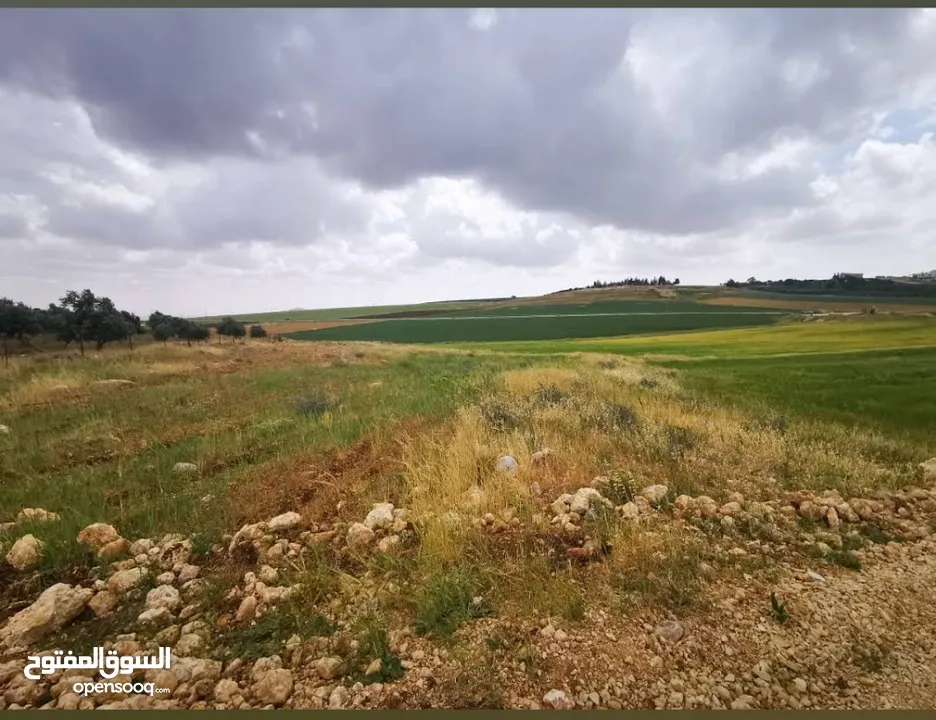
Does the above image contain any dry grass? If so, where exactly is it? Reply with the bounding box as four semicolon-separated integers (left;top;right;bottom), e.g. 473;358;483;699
391;360;919;622
701;296;936;313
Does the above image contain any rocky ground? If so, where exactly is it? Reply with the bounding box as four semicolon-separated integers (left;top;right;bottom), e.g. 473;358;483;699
2;458;936;710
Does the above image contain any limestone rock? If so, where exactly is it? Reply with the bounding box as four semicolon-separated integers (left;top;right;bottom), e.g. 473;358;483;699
5;534;44;570
363;503;395;531
315;656;345;681
129;538;155;556
108;567;147;594
653;619;685;644
695;496;718;518
377;535;401;553
328;685;349;710
173;462;199;475
253;668;293;706
569;487;605;515
175;633;205;657
0;583;93;649
235;596;257;624
346;523;376;549
639;484;668;505
98;538;131;561
214;678;241;704
145;585;182;613
267;512;303;534
543;689;574;710
617;502;639;520
258;565;279;585
88;590;120;618
77;523;120;550
719;502;743;518
16;508;60;523
178;564;200;583
137;607;173;628
920;458;936;483
798;500;823;521
495;455;518;474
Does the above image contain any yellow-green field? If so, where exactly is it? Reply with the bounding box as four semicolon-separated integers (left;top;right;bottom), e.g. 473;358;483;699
452;316;936;359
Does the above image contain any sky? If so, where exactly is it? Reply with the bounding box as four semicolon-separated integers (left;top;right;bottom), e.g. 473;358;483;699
1;8;935;317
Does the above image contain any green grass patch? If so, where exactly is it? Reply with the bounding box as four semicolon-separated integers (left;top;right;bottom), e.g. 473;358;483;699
671;346;936;445
354;612;405;684
414;566;491;639
222;605;336;661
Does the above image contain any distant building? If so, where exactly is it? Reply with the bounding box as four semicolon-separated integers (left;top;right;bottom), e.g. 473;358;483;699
839;272;864;279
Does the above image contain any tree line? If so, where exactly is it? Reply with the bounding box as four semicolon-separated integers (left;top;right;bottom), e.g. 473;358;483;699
555;276;680;294
0;289;272;366
723;274;936;298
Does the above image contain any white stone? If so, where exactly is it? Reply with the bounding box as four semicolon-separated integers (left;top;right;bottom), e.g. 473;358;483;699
178;564;200;583
569;487;604;515
137;607;173;628
173;462;199;475
639;485;668;505
363;503;395;531
346;523;376;548
495;455;518;473
267;512;303;534
145;584;182;612
543;689;574;710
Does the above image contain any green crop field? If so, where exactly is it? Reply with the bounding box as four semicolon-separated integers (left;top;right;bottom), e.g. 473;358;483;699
452;316;936;358
439;299;779;317
672;346;936;447
285;308;785;344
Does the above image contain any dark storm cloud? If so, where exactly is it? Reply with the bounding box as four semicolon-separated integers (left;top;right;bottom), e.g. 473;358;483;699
2;8;931;239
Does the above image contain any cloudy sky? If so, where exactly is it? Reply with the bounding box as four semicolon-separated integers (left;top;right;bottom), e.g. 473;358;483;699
1;8;935;316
